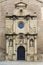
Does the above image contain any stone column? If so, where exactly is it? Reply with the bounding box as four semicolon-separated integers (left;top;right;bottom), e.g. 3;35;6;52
35;36;37;54
13;36;15;54
6;38;9;54
27;36;29;54
13;20;16;32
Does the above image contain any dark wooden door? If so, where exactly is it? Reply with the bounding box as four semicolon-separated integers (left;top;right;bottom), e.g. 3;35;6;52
17;46;25;60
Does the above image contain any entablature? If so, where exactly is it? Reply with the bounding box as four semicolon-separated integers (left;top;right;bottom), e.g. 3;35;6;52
6;15;37;20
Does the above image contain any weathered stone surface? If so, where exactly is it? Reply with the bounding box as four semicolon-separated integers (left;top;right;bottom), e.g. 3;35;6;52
0;0;43;61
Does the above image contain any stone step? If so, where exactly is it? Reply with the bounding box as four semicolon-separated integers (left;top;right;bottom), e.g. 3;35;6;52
0;61;42;65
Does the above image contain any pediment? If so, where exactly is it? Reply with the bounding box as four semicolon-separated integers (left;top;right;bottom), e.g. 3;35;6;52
15;2;27;8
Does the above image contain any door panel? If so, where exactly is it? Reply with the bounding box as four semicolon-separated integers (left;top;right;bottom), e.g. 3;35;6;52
17;46;25;60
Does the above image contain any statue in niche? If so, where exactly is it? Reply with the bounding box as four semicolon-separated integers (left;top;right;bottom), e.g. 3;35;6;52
19;35;24;44
19;39;24;44
29;39;34;47
9;39;13;47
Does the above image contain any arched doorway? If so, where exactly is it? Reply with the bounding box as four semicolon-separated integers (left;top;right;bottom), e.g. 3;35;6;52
17;46;25;60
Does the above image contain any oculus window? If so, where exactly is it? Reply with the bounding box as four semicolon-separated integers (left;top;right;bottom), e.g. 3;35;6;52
18;22;24;29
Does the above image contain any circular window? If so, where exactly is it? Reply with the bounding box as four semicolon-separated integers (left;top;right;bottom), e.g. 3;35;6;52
18;22;24;29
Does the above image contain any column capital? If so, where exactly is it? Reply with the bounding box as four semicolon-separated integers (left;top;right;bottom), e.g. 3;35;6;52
34;36;37;39
27;36;29;39
5;36;9;39
13;36;16;39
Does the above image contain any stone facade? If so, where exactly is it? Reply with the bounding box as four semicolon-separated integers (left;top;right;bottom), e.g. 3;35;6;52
0;0;43;61
5;1;40;61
